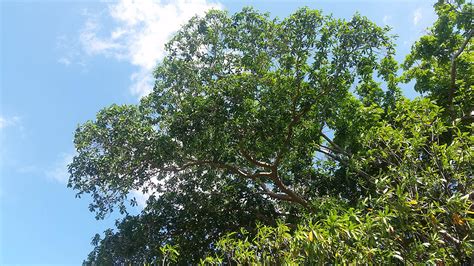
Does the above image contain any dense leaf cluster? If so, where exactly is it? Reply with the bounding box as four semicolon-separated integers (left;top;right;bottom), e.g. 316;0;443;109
70;1;473;264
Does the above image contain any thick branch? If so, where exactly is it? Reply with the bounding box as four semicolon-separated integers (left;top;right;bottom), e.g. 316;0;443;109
259;192;294;201
269;172;309;208
161;159;250;179
239;147;273;169
253;173;308;207
164;159;308;208
257;183;293;201
248;171;273;179
188;159;250;178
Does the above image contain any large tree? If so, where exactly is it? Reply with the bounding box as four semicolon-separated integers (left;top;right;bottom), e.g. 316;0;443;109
70;1;473;264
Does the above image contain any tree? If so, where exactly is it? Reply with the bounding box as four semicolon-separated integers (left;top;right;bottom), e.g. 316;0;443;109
205;98;473;264
403;0;473;123
70;2;473;264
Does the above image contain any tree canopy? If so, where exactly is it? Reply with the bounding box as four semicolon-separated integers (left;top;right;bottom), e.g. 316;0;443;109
69;1;473;264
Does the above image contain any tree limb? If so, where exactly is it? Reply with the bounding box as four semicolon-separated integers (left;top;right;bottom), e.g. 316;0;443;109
249;171;273;179
160;160;250;179
239;146;273;169
257;182;293;202
269;172;309;208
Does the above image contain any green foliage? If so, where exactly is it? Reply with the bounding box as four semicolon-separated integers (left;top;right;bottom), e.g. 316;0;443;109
403;0;473;121
159;244;179;265
205;100;473;264
70;2;473;264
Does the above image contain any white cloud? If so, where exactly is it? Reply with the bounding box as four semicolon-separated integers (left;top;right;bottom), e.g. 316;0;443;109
0;115;21;130
55;35;87;69
45;153;75;184
413;8;422;26
57;57;72;66
131;176;164;208
131;189;151;208
80;19;124;57
383;15;391;25
78;0;222;98
17;165;40;174
130;70;155;97
0;116;8;129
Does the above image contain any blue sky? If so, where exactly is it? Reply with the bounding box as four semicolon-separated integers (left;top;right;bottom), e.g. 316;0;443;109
1;0;436;265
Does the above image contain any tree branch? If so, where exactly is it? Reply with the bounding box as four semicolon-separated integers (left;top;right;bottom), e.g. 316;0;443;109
162;158;309;208
188;159;250;178
248;171;273;179
320;131;352;156
239;146;273;169
160;160;250;179
448;29;473;120
274;104;312;167
269;172;309;208
257;182;293;202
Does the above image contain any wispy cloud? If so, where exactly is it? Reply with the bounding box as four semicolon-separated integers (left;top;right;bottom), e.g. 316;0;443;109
80;18;124;57
383;15;391;25
77;0;222;98
45;153;75;184
55;35;86;69
413;8;422;26
57;57;72;66
0;115;21;130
